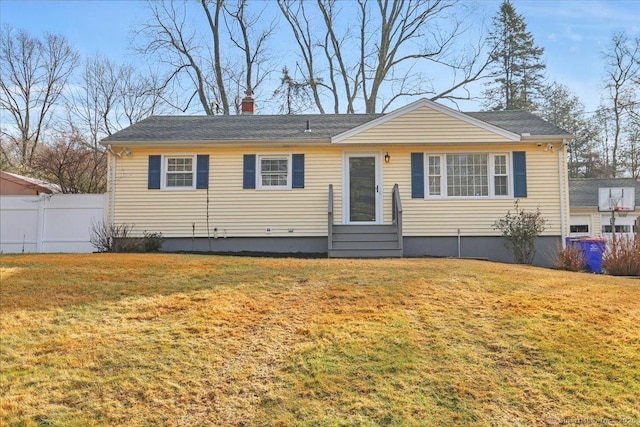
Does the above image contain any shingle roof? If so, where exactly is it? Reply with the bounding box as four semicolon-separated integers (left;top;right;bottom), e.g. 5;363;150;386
465;110;571;137
569;178;640;208
101;107;571;144
101;114;383;143
0;171;61;194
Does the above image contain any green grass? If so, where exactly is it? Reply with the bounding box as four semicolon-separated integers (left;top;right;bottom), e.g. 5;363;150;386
1;254;639;426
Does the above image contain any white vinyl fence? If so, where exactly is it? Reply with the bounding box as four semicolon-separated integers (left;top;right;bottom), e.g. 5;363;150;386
0;194;106;253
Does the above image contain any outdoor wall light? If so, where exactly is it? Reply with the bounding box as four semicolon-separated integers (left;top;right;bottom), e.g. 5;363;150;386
384;152;390;163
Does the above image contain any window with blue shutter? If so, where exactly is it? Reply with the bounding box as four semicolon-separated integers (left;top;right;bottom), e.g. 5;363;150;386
196;155;209;189
148;155;161;189
243;154;256;189
292;154;304;189
411;153;424;198
513;151;527;198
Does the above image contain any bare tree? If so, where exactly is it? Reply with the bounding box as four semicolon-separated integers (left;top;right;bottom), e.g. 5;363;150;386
0;26;79;169
277;0;327;113
271;66;314;114
135;0;276;115
602;32;640;177
136;0;216;114
32;128;107;194
223;0;277;113
278;0;493;113
71;56;165;147
200;0;228;114
621;122;640;178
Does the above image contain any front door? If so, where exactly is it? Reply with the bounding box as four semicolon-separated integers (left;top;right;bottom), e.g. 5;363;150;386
345;153;381;224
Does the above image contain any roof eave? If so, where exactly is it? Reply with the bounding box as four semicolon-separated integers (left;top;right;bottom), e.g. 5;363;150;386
100;138;332;148
521;134;574;142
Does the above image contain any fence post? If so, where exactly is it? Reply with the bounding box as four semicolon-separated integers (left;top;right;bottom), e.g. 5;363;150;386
37;196;46;253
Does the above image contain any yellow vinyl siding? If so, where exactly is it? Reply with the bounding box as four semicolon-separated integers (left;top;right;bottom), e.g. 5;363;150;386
340;105;514;144
381;145;563;236
113;147;344;238
113;143;563;238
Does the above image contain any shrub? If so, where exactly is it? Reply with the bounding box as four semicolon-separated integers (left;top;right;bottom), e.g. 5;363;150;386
141;231;164;252
90;219;136;252
492;200;548;265
555;244;587;271
602;235;640;276
90;221;163;253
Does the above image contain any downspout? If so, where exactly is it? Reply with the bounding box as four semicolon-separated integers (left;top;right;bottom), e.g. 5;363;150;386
107;144;117;228
558;139;568;247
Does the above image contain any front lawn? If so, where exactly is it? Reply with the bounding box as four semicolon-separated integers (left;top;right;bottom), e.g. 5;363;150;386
1;254;638;426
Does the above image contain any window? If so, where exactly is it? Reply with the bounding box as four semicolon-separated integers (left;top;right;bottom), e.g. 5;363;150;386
493;155;508;196
447;154;488;197
258;155;290;189
165;156;194;189
570;225;589;233
428;156;441;196
426;153;509;198
602;225;631;233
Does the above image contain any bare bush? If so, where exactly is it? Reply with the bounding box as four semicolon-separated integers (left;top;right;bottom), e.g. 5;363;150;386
90;219;137;252
603;235;640;276
141;231;164;252
555;245;587;272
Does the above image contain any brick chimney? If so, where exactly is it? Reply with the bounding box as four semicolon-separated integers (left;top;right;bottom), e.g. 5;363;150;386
241;91;255;115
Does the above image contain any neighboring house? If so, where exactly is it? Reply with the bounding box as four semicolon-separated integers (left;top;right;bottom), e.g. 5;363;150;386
101;97;572;266
0;171;61;195
569;178;639;241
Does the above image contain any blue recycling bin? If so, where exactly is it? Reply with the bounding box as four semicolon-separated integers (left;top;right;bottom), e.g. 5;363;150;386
580;238;606;274
565;237;606;274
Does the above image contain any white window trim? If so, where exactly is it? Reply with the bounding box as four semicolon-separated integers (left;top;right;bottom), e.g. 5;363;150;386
490;153;511;198
427;154;444;198
424;152;512;199
256;154;292;190
161;154;196;191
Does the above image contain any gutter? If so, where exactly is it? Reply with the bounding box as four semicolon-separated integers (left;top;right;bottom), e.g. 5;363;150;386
99;139;332;148
521;134;574;142
107;144;117;228
558;139;568;247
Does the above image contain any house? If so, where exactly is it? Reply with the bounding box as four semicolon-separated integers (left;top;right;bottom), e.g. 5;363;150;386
101;97;572;266
0;171;61;195
569;178;639;241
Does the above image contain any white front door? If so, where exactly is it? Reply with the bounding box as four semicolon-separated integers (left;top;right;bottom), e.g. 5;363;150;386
344;153;382;224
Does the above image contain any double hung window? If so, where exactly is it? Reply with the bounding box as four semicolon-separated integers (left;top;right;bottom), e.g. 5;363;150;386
258;155;290;189
165;156;194;189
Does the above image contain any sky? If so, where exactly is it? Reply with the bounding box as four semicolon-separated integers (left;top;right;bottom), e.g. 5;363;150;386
1;0;639;114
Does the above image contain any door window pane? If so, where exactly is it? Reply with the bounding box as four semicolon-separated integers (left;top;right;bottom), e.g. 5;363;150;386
349;157;376;222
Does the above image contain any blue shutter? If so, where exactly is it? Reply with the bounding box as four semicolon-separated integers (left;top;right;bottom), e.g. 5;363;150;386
148;155;161;189
243;154;256;189
196;155;209;189
411;153;424;198
292;154;304;189
513;151;527;198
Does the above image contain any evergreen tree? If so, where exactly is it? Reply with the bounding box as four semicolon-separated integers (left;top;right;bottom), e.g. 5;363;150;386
484;0;546;112
539;82;600;177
